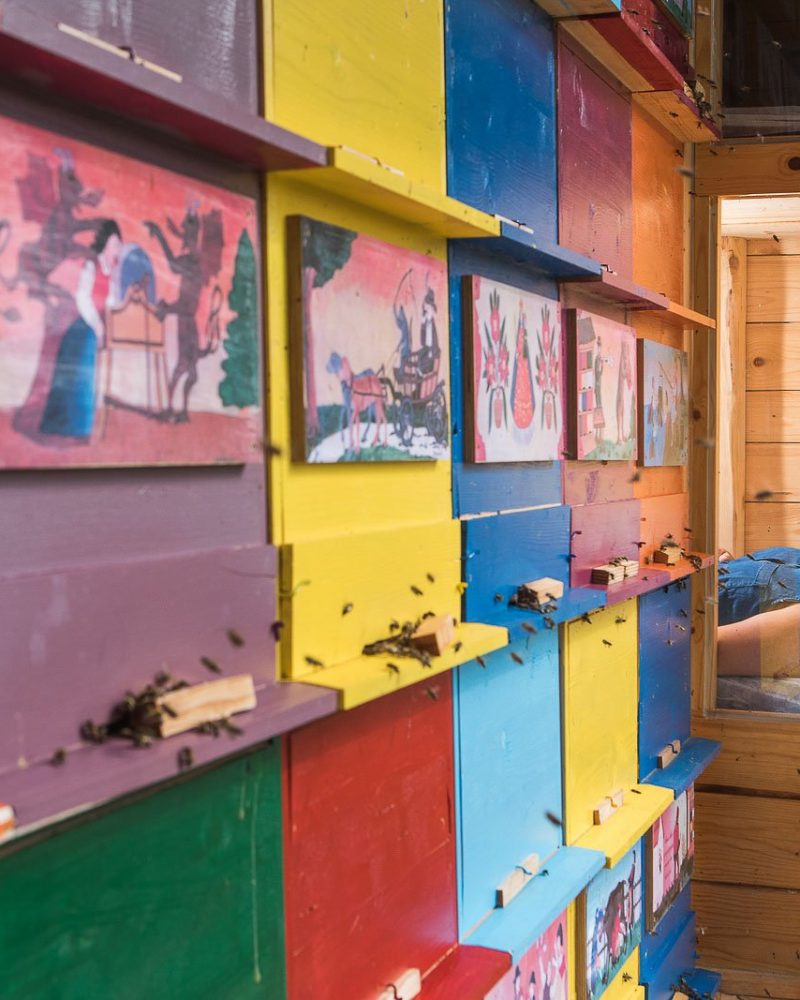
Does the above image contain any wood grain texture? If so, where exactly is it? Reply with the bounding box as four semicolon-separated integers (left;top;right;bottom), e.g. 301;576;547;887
749;235;800;257
563;601;639;845
590;1;688;89
447;240;563;518
746;325;800;390
633;90;720;144
283;681;457;1000
267;176;451;543
697;141;800;198
694;792;800;891
718;237;747;556
693;714;800;795
744;502;800;549
638;584;692;778
693;882;800;975
445;0;557;237
0;746;286;999
632;103;685;302
8;0;259;110
746;444;800;501
747;256;800;324
557;32;633;279
454;632;563;934
268;0;446;190
718;969;800;998
746;392;800;443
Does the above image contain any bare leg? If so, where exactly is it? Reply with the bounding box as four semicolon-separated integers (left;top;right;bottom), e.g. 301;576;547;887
718;602;800;678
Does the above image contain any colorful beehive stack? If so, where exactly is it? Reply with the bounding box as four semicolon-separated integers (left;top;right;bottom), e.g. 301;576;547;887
0;0;723;997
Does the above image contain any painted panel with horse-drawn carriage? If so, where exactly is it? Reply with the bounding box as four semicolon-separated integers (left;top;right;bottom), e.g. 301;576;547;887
0;112;261;468
290;215;450;463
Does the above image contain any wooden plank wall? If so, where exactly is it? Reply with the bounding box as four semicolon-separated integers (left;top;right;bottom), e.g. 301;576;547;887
744;234;800;549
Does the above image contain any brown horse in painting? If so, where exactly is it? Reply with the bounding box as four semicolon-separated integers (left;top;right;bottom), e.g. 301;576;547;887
327;352;388;454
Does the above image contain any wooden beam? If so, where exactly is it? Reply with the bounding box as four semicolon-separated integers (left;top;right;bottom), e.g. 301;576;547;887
697;141;800;198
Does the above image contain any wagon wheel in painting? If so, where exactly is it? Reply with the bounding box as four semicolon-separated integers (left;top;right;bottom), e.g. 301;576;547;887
425;382;448;444
397;396;414;447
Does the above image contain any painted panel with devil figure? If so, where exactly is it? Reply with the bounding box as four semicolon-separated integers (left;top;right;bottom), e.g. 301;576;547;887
0;113;260;468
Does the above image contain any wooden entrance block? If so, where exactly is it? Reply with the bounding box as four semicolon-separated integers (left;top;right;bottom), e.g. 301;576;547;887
591;559;639;585
411;615;456;655
495;851;541;908
520;578;565;605
158;675;256;739
377;969;422;1000
657;740;682;769
653;545;681;566
594;789;625;825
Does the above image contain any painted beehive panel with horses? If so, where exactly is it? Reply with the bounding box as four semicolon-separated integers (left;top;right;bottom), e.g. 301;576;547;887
464;275;562;464
290;215;449;463
579;844;643;1000
0;114;260;468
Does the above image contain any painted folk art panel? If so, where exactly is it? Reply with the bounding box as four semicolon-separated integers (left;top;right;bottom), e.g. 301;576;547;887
491;911;570;1000
566;310;637;462
638;340;688;467
0;114;260;469
646;787;695;931
465;276;562;464
290;215;449;463
656;0;693;35
579;845;642;1000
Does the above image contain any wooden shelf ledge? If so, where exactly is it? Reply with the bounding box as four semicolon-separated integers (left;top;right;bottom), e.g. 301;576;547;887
285;146;500;238
0;6;325;171
642;552;715;583
634;90;721;145
478;587;607;637
562;270;670;310
562;14;684;96
1;681;337;841
642;736;721;798
536;0;621;17
299;621;509;711
466;845;605;963
478;221;603;281
419;946;511;1000
571;783;673;868
582;567;674;605
640;300;717;330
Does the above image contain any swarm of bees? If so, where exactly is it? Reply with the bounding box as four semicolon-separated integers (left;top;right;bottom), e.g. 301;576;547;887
79;671;189;749
362;618;435;668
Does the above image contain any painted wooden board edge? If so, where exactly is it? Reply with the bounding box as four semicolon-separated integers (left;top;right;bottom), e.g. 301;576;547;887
281;146;500;238
536;0;621;18
0;6;327;172
478;222;603;281
496;851;541;907
377;968;421;1000
297;621;509;710
640;300;717;330
466;845;606;964
571;784;673;868
419;944;512;999
641;737;721;796
2;681;337;841
563;271;670;310
472;587;608;637
633;90;721;145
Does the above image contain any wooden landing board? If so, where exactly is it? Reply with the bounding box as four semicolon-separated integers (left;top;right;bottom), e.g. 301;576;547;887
537;0;620;16
465;507;604;631
448;239;564;518
570;499;642;590
588;11;687;92
634;90;720;145
445;0;558;236
266;175;452;544
268;0;447;191
283;682;458;1000
0;747;287;1000
0;546;327;832
557;32;633;279
573;784;673;868
697;139;800;199
638;584;692;779
454;631;563;934
643;738;720;798
563;601;641;852
420;945;511;999
281;520;507;695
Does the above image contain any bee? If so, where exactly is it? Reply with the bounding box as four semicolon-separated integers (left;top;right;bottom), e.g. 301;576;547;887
226;628;245;648
635;541;646;549
566;553;577;560
629;471;641;483
80;720;108;744
755;489;774;501
544;617;555;630
154;670;172;689
253;438;282;457
220;718;243;736
696;607;706;616
426;687;439;701
571;530;583;538
270;620;285;641
642;575;649;581
453;641;463;653
411;585;423;596
476;655;487;669
615;616;627;624
622;973;632;983
631;787;642;795
201;656;221;674
602;639;613;647
581;613;593;625
342;603;354;616
494;593;504;604
386;662;401;675
177;746;194;770
304;655;324;668
546;593;558;602
684;527;693;534
510;651;524;664
426;572;435;583
521;622;537;635
545;811;563;827
773;233;781;243
161;702;178;718
666;638;675;646
680;608;689;618
562;450;576;460
421;611;435;620
50;747;67;767
676;624;687;632
389;619;400;631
